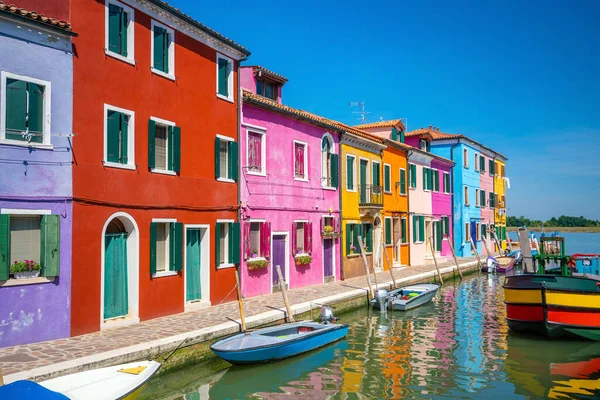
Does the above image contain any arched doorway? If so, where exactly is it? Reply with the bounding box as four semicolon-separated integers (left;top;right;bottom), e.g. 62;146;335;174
373;215;383;272
101;212;139;328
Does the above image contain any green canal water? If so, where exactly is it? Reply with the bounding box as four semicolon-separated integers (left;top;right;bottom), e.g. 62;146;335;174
141;274;600;399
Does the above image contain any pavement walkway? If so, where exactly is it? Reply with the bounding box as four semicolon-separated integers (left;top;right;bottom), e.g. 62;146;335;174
0;257;478;382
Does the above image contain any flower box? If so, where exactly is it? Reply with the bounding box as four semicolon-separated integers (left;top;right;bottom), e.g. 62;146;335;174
295;254;312;265
321;232;341;239
14;270;41;280
247;258;269;270
10;260;42;279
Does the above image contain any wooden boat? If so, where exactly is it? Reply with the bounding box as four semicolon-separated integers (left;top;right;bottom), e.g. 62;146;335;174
503;236;600;341
210;321;349;365
0;360;160;400
482;255;517;273
372;284;439;311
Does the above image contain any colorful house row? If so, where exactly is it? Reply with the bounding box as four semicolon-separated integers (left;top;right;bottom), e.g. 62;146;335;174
0;0;507;348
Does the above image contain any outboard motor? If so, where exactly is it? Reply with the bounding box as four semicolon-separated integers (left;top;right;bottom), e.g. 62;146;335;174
375;289;389;312
320;306;336;324
486;256;498;272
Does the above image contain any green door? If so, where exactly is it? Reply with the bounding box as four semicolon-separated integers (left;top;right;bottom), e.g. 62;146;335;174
359;159;368;203
104;233;128;320
186;229;201;302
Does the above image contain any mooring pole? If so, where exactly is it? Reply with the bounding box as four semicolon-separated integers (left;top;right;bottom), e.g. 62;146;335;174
429;237;444;285
234;270;246;332
445;234;463;280
358;236;375;299
382;239;397;288
276;265;295;323
469;237;484;273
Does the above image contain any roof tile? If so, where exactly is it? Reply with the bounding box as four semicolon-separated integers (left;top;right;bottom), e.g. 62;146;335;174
354;119;406;131
0;1;72;32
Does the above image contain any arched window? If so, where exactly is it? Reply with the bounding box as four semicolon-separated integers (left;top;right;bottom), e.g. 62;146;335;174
321;134;336;188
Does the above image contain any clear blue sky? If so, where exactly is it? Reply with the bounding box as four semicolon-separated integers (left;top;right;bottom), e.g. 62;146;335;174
170;0;600;220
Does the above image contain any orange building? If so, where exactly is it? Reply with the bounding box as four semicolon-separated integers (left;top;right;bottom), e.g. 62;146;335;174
68;0;249;336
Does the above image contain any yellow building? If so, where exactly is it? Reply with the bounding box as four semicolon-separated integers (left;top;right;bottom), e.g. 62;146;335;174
340;129;386;279
494;156;508;248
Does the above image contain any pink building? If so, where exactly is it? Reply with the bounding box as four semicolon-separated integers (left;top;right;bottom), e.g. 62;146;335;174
478;149;495;250
431;158;454;257
239;66;341;297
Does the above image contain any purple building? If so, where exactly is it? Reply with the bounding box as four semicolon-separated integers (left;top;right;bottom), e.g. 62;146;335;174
0;7;75;346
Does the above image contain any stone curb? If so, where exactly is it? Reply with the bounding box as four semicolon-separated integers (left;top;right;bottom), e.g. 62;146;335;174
5;260;478;383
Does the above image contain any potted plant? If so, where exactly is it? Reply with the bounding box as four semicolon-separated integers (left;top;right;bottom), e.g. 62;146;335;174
349;245;357;255
247;258;269;270
251;249;259;259
295;254;312;265
11;260;41;279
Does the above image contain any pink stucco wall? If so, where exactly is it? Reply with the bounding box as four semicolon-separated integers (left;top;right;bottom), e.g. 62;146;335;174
431;158;454;257
240;67;283;103
240;103;341;297
407;155;432;266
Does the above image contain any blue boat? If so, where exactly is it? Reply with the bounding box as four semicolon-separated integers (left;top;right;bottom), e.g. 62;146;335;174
210;320;349;365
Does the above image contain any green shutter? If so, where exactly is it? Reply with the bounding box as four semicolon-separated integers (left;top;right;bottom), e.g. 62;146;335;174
150;222;157;275
230;222;240;264
331;153;339;188
384;165;390;192
214;137;221;179
215;222;221;266
385;218;391;245
170;222;183;272
422;167;427;190
391;127;398;141
345;224;351;254
401;218;407;244
40;215;60;277
0;215;9;280
229;141;238;181
482;190;486;207
365;224;372;252
148;119;156;169
413;215;417;243
28;83;44;143
163;30;170;74
372;164;380;187
120;8;128;57
172;126;181;173
120;113;129;164
429;169;434;191
444;217;450;236
346;156;353;190
481;156;486;172
218;58;229;97
435;170;440;191
6;79;27;141
482;224;487;238
400;169;406;194
108;4;121;54
153;26;166;72
400;130;405;143
490;159;495;175
107;111;121;163
419;216;425;242
436;221;443;251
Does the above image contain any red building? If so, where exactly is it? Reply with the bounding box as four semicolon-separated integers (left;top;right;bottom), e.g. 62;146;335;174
62;0;248;335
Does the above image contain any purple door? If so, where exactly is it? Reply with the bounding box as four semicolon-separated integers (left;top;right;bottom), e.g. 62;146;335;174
324;239;333;277
272;235;286;286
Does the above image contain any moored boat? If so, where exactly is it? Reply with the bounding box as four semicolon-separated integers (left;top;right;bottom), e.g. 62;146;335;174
482;255;518;274
0;360;160;400
372;284;439;311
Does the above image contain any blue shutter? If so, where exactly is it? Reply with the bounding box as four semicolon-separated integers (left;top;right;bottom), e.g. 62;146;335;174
0;215;9;281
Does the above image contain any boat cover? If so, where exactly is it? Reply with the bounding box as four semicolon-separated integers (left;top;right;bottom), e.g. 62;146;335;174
0;380;69;399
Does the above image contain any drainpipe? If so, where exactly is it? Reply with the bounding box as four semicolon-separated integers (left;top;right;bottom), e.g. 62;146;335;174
449;140;461;255
237;54;250;289
407;149;413;265
339;130;345;280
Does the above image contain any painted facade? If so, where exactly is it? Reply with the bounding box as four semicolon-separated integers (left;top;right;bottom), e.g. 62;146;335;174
479;149;495;254
69;0;249;336
494;157;508;248
0;9;74;347
430;157;454;258
239;66;341;297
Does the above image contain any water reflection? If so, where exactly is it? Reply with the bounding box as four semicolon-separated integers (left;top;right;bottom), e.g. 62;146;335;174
141;275;600;399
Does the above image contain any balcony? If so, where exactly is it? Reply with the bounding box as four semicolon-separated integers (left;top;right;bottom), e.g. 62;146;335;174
359;184;383;208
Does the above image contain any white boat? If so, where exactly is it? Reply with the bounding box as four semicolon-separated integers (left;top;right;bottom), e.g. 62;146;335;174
0;360;160;400
372;284;440;311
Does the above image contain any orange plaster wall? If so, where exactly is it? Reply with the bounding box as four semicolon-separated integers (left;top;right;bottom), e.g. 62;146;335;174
383;146;410;267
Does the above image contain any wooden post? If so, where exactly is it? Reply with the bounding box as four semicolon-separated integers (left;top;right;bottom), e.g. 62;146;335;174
491;230;502;255
469;237;484;272
234;270;246;332
482;236;492;257
382;239;397;288
428;237;444;285
276;265;295;323
445;234;463;280
358;236;375;299
0;367;4;386
506;231;514;252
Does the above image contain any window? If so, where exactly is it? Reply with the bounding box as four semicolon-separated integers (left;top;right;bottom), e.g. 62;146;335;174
0;213;60;281
391;127;405;143
294;141;308;180
475;154;480;172
384;217;393;245
422;167;433;191
293;221;312;255
346;155;356;191
419;139;430;152
1;73;50;145
489;192;495;208
443;172;450;194
442;216;450;238
481;190;486;207
480;155;486;173
215;135;238;182
494;161;500;176
256;80;277;100
245;221;271;260
151;21;175;79
104;105;135;168
412;215;425;243
363;223;373;253
482;223;487;239
399;168;407;195
216;54;234;101
464;186;470;205
463;148;469;168
321;135;338;188
501;165;505;178
384;164;391;193
372;162;381;190
216;221;240;267
400;217;408;244
476;223;481;241
465;222;471;243
247;129;265;175
322;217;336;234
489;159;495;176
148;118;180;173
475;189;480;207
106;0;134;64
408;164;417;189
346;222;372;254
150;221;183;276
433;169;440;192
502;195;506;207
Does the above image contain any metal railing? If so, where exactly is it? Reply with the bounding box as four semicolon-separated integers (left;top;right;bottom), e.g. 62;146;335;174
358;184;383;207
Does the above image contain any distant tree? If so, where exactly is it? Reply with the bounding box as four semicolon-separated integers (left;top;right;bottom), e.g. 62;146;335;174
506;215;599;227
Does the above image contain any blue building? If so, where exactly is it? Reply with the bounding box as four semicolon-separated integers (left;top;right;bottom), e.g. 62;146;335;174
0;5;75;347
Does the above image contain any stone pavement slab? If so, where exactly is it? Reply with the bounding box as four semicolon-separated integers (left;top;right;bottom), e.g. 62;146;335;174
0;258;477;382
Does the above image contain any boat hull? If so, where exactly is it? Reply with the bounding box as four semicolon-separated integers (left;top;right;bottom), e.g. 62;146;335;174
504;274;600;340
388;284;440;311
211;324;349;365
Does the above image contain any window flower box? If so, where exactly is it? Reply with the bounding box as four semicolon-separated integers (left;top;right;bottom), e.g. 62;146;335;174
10;260;42;279
247;258;269;270
295;254;312;265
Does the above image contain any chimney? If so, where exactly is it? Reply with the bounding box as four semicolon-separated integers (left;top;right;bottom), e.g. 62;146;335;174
437;127;440;132
429;125;432;131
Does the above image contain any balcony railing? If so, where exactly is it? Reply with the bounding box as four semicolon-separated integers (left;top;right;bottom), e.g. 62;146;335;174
359;184;383;207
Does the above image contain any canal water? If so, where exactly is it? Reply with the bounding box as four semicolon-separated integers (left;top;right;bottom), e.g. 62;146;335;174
141;273;600;399
508;231;600;254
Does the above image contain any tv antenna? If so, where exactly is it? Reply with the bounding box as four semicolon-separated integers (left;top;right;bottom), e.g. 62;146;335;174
349;102;370;124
